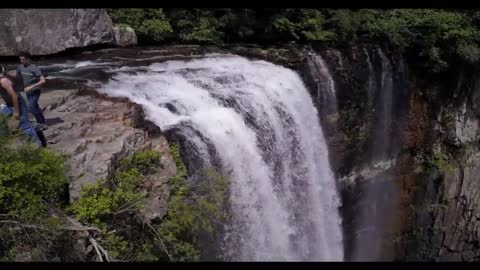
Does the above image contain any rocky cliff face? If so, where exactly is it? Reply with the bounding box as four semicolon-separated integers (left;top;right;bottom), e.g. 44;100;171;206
0;9;138;56
40;88;175;223
299;45;480;261
400;71;480;261
412;151;480;261
293;45;407;261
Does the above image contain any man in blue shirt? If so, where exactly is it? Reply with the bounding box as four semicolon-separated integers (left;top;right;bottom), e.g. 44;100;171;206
17;51;47;130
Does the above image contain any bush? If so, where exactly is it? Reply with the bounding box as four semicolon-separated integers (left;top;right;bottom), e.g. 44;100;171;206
137;19;173;42
267;9;334;42
0;135;66;223
413;146;456;175
108;9;173;42
167;10;225;44
69;150;159;227
118;150;162;176
0;133;67;260
69;150;163;261
69;146;229;262
154;143;230;261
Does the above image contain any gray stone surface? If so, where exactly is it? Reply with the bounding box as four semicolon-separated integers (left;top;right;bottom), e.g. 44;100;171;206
113;24;137;47
0;9;114;56
41;89;174;221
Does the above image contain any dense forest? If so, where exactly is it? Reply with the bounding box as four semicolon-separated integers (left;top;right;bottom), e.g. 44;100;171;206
109;9;480;72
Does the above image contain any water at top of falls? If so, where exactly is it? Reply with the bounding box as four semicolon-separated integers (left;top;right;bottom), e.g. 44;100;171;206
96;54;344;261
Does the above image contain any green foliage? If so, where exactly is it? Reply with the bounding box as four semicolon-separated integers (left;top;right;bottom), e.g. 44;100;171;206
425;47;449;73
182;17;224;44
326;9;377;45
268;9;334;41
413;147;456;174
69;179;115;227
0;134;229;262
168;10;225;44
102;234;129;259
192;168;230;232
456;42;480;63
70;150;162;227
69;167;145;228
0;134;67;260
431;149;456;174
108;9;173;42
154;143;229;261
361;10;411;47
69;150;163;261
119;149;162;175
108;9;144;30
0;135;66;223
137;19;173;42
360;9;479;71
134;242;159;262
167;143;188;196
154;143;198;261
220;11;256;42
70;144;230;261
108;8;480;73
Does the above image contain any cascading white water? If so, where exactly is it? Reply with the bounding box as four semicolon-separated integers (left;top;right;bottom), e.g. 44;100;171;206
305;51;337;116
97;54;344;261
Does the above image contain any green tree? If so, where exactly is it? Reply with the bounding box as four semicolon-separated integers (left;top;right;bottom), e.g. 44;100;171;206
108;9;173;43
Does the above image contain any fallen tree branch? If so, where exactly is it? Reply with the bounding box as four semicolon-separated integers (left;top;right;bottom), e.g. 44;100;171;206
65;217;102;233
0;220;46;230
1;214;111;262
112;207;137;216
90;237;104;262
0;219;101;233
89;237;110;262
61;225;101;232
95;239;110;262
66;217;111;262
113;196;146;215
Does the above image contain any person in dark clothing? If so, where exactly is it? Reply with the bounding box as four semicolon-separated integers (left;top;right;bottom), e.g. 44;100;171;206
17;51;47;130
0;65;42;146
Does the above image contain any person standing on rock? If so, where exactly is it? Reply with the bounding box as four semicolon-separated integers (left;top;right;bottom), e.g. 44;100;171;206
0;65;42;146
17;51;47;130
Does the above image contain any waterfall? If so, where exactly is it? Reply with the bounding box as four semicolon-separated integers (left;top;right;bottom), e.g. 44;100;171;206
350;48;398;261
305;51;337;117
364;48;376;109
97;54;344;261
373;48;394;161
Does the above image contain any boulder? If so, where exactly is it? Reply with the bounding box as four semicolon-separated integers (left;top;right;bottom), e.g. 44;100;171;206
0;9;114;56
113;24;138;47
